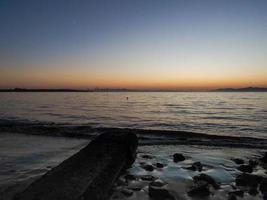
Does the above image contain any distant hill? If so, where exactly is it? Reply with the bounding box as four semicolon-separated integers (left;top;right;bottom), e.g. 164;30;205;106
0;87;267;92
211;87;267;92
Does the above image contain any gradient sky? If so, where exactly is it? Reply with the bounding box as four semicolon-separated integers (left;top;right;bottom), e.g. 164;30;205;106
1;0;267;90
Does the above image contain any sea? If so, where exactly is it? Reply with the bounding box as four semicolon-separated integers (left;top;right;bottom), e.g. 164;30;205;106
0;92;267;199
0;92;266;139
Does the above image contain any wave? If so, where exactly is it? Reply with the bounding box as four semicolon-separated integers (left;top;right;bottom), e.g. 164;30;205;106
0;119;267;149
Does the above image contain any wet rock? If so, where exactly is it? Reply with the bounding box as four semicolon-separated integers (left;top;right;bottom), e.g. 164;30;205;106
260;152;267;163
193;173;220;189
259;178;267;194
149;181;176;200
141;154;153;159
116;177;127;186
188;181;210;197
235;173;262;187
238;164;253;173
142;164;154;172
150;180;167;187
248;187;258;196
140;175;157;181
187;162;203;172
127;186;142;191
249;159;258;168
228;194;237;200
173;153;185;162
232;158;244;165
120;188;133;197
124;174;136;181
229;190;244;197
155;162;165;168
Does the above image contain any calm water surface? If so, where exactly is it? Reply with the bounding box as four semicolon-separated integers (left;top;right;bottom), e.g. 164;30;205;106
0;92;266;138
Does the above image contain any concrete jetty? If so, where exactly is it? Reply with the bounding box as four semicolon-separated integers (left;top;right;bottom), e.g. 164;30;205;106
15;132;138;200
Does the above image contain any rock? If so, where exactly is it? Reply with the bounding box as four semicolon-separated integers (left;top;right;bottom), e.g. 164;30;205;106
120;188;133;197
228;194;237;200
249;159;258;168
260;178;267;194
235;173;262;187
232;158;245;165
14;132;138;200
140;175;157;182
155;162;165;168
173;153;185;162
238;164;253;173
141;154;153;159
187;162;203;172
248;187;258;196
142;164;154;172
193;173;220;189
188;181;210;197
149;181;176;200
261;152;267;163
229;190;244;197
150;180;167;187
124;174;136;181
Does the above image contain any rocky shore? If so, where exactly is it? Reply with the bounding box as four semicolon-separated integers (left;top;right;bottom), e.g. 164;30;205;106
111;147;267;200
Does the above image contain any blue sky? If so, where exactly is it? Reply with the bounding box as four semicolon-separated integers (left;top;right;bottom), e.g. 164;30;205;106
1;0;267;89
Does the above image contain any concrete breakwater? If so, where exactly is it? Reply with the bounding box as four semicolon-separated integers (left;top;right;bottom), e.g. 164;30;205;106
14;132;138;200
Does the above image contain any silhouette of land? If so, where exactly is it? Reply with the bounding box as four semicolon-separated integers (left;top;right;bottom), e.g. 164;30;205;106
211;87;267;92
0;87;267;92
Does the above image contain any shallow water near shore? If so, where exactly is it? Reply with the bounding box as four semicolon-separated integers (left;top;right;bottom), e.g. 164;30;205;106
112;145;266;200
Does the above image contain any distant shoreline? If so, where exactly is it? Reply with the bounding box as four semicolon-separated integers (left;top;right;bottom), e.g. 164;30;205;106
0;87;267;92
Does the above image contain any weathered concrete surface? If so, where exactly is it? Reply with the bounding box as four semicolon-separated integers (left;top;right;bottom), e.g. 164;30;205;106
14;132;138;200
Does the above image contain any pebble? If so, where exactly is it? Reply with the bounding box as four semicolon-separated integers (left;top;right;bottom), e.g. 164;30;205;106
173;153;185;162
238;164;253;173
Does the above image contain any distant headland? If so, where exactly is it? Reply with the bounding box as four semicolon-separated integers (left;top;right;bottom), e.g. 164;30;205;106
0;87;266;92
210;87;267;92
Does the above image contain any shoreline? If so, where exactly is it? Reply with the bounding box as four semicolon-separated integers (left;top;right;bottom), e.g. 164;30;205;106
1;121;267;149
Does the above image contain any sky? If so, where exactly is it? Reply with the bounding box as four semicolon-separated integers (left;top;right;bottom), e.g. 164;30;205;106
0;0;267;90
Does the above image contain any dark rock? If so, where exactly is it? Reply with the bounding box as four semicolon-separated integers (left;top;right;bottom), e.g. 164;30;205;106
188;181;210;197
120;188;133;197
187;162;203;172
232;158;245;165
228;194;237;200
229;190;244;197
235;173;262;187
128;186;142;191
150;180;167;187
142;164;154;172
141;154;153;159
140;175;157;181
248;187;258;196
260;178;267;194
149;181;176;200
238;164;253;173
193;173;220;189
173;153;185;162
155;162;165;168
124;174;136;181
14;132;138;200
249;159;258;168
261;152;267;163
